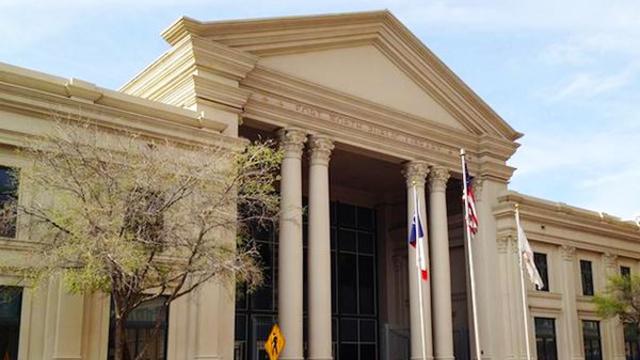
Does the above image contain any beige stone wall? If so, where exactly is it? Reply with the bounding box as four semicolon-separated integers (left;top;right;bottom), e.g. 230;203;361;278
497;191;640;360
0;63;238;360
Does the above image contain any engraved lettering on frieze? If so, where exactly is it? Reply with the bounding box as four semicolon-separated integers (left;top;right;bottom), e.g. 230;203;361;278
259;94;448;154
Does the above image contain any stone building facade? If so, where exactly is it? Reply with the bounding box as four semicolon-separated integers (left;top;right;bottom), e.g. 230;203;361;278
0;10;639;360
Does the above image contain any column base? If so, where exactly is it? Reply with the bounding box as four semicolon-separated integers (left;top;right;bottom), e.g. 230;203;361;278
410;357;435;360
434;357;454;360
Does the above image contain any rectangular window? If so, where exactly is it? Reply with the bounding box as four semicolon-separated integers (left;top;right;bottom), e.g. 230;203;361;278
622;266;632;278
581;260;594;296
583;320;603;360
0;286;22;360
624;324;640;360
0;166;18;238
534;317;558;360
534;253;549;292
108;296;169;360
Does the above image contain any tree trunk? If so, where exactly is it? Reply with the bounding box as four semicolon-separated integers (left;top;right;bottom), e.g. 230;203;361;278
114;315;127;360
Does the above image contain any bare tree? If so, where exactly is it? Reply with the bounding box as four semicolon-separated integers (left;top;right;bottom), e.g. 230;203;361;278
1;119;281;360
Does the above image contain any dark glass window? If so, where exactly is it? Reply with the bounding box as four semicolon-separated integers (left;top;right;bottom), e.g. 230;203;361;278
625;324;640;360
0;166;18;238
580;260;594;296
534;317;557;360
0;286;22;360
534;253;549;292
583;320;603;360
333;202;378;360
622;266;632;278
108;296;169;360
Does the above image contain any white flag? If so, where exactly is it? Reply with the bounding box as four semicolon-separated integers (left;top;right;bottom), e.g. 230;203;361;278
516;211;544;290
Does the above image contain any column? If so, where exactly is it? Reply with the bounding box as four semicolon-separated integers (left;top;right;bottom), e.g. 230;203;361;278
428;165;455;360
308;134;334;360
403;161;433;360
278;128;307;360
560;245;583;359
602;253;625;359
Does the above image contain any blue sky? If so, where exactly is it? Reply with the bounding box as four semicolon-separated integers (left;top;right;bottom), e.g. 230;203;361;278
2;0;639;220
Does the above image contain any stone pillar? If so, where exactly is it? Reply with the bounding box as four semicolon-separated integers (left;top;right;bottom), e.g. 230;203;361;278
560;245;583;359
278;128;307;360
428;166;454;360
602;252;626;359
403;161;433;360
308;135;334;360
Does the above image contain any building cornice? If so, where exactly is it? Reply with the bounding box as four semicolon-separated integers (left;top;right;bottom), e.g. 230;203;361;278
0;62;244;149
494;191;640;255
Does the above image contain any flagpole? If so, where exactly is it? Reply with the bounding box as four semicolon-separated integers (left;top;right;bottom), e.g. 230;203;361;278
413;184;428;360
460;149;482;360
515;204;533;360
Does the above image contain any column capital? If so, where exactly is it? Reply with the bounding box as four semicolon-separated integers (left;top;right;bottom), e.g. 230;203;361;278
278;128;307;158
602;252;618;269
308;134;334;165
403;160;429;187
428;165;450;193
560;245;576;261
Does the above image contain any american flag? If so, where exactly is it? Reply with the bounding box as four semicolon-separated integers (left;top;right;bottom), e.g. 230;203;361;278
463;158;479;236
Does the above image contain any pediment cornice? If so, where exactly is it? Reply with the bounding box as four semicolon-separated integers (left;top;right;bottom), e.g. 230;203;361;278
161;10;522;143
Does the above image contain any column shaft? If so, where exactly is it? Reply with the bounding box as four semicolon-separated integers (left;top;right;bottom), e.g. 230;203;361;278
278;128;307;360
404;161;433;360
560;245;583;360
308;135;334;360
429;166;455;360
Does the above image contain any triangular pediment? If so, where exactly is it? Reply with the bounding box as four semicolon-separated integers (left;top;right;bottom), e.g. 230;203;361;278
161;10;522;141
258;45;465;130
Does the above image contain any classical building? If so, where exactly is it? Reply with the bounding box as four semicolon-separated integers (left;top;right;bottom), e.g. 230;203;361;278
0;10;639;360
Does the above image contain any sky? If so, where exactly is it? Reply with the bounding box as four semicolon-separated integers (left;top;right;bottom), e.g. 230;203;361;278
1;0;639;220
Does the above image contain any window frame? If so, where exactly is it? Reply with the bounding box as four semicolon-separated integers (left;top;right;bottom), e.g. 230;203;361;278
582;320;603;360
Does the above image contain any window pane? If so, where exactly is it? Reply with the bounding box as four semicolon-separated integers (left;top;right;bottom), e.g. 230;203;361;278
356;207;373;230
358;232;374;254
358;256;375;315
583;320;602;360
340;318;357;342
580;260;594;296
534;253;549;292
340;344;357;359
0;287;22;360
338;253;358;314
621;266;631;278
339;229;357;252
535;317;557;360
338;203;356;228
359;319;376;342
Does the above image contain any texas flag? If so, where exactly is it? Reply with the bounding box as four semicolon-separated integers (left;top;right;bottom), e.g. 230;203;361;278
409;188;429;281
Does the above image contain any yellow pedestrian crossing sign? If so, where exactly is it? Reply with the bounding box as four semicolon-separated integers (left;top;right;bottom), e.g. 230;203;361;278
264;323;286;360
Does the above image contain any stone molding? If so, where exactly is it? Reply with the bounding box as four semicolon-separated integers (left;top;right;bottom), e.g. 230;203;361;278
560;245;576;261
402;161;429;187
278;128;307;158
496;234;512;254
428;165;450;193
308;135;334;165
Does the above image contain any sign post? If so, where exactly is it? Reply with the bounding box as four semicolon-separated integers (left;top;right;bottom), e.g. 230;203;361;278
265;324;286;360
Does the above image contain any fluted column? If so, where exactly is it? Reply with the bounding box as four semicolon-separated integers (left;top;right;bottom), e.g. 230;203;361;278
278;128;307;360
403;161;433;360
560;245;582;360
308;135;335;360
428;166;455;360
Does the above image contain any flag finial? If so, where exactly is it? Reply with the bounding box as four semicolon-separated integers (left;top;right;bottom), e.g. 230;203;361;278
460;148;466;156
